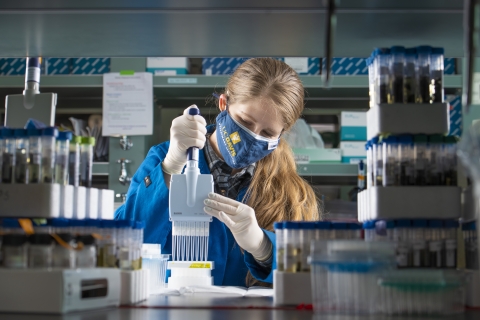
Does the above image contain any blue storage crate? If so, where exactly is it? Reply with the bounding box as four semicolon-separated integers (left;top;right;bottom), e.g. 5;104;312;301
0;58;27;75
447;95;462;137
45;58;71;75
71;58;110;75
202;58;249;75
322;58;368;75
444;58;456;75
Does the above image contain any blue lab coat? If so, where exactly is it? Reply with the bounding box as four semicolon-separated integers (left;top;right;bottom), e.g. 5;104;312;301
114;131;276;286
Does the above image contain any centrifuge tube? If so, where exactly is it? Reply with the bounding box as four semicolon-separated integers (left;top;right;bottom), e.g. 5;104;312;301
14;129;29;184
41;127;58;183
80;137;95;188
2;128;15;183
55;131;72;185
28;129;42;183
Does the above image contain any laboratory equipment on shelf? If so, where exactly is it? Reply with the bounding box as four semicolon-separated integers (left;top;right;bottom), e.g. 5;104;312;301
55;131;72;185
80;136;95;188
40;127;58;183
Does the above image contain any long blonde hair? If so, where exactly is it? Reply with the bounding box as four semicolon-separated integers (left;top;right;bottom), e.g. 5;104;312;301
224;58;321;230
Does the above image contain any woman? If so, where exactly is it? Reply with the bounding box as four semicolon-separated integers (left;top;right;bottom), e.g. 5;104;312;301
115;58;320;286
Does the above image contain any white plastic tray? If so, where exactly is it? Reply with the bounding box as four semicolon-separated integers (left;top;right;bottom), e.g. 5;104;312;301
367;102;449;140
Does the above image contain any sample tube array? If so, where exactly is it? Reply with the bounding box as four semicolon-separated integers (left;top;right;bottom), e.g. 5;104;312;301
0;127;95;187
367;46;445;106
363;219;458;269
0;218;144;270
275;221;362;273
463;221;478;270
366;135;457;188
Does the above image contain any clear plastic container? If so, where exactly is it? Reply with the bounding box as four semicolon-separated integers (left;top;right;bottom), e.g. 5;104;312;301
27;128;42;183
2;234;28;268
14;129;29;184
428;135;444;185
99;219;117;268
69;136;81;187
375;48;391;104
52;233;76;269
274;222;285;272
382;136;399;186
76;235;97;268
414;135;429;186
444;136;458;186
132;221;145;270
389;46;405;103
416;46;432;103
308;240;396;314
444;220;458;268
141;244;170;293
2;128;15;183
372;137;382;186
28;233;54;268
284;222;301;273
427;220;443;268
398;135;414;185
40;127;58;183
116;219;134;270
55;131;72;185
299;222;315;272
403;48;417;103
80;137;95;188
377;270;465;315
430;47;444;103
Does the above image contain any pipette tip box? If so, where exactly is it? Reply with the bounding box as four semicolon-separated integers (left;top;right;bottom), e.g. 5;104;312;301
167;261;214;289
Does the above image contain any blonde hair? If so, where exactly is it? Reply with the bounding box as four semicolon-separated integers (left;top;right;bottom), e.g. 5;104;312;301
221;58;321;286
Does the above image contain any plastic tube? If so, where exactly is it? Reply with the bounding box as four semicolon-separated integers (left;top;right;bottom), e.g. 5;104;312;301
403;48;417;103
428;135;444;185
116;219;134;270
28;234;54;268
2;234;28;268
389;46;405;103
366;142;373;188
27;129;42;183
375;48;390;104
76;235;97;268
444;136;458;186
394;220;412;268
427;220;443;268
274;222;285;272
371;137;382;186
14;129;29;184
2;128;15;183
55;131;72;185
69;136;81;187
80;137;95;188
444;220;458;268
382;136;399;186
284;222;301;273
411;220;427;268
398;135;414;185
41;127;58;183
300;222;315;272
430;47;444;103
416;46;432;103
414;135;429;186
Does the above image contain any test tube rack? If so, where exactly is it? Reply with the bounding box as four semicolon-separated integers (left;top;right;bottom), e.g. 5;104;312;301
0;268;120;314
0;184;114;219
273;270;312;305
367;102;449;140
358;186;461;222
120;269;150;305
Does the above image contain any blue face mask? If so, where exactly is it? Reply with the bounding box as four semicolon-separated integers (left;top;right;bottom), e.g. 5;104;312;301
215;109;280;169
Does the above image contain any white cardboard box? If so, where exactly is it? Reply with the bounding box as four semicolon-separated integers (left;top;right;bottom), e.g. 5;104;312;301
340;141;367;163
340;111;367;141
146;57;189;75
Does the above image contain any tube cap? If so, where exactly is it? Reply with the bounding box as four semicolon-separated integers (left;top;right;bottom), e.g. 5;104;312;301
13;129;27;137
331;222;347;230
274;222;284;230
444;219;459;228
0;128;14;138
49;218;69;227
405;48;417;56
2;218;21;229
81;136;96;146
397;135;413;144
116;219;133;228
390;46;406;54
299;222;316;230
71;136;82;144
395;219;411;228
29;233;53;245
101;220;117;229
444;136;458;144
58;131;73;141
428;135;444;144
315;221;331;230
382;136;398;144
348;222;362;230
27;57;41;68
69;219;86;227
428;219;443;228
412;219;427;228
283;221;299;229
363;221;374;229
42;127;59;137
432;47;445;55
85;219;101;228
413;134;428;143
417;46;432;54
27;128;42;137
371;137;380;145
3;234;28;246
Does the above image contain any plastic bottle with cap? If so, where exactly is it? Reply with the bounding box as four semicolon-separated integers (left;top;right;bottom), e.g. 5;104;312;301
394;220;412;268
274;222;285;272
427;219;443;268
27;128;42;183
2;234;28;268
1;128;15;183
50;218;75;269
28;233;54;268
428;135;444;185
403;48;417;103
41;127;59;183
116;219;134;270
76;234;97;268
14;129;29;184
443;219;458;268
382;136;399;186
398;135;414;185
132;221;145;270
389;46;405;103
430;47;444;103
444;136;458;186
68;136;82;187
414;135;429;186
80;137;95;188
99;219;117;268
411;219;428;268
283;221;301;273
416;46;432;103
55;131;72;185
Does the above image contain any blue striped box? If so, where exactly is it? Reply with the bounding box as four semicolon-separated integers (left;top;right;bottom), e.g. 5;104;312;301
444;58;456;75
446;95;462;137
322;58;368;75
0;58;27;75
71;58;110;75
202;58;249;75
45;58;71;75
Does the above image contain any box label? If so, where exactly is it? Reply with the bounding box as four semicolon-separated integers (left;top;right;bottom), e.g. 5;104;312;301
167;78;198;84
284;58;309;73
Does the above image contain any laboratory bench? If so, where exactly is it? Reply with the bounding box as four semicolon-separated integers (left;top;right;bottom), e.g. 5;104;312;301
1;296;480;320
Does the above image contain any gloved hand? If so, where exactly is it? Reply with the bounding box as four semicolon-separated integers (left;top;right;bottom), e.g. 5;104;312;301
203;192;272;261
162;105;207;175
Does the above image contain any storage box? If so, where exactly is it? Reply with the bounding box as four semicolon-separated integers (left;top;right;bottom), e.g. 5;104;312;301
146;57;189;75
292;148;341;163
322;58;368;75
45;58;71;75
0;58;27;75
444;58;456;75
340;141;366;163
281;57;320;75
71;58;110;74
447;95;462;137
340;111;367;141
202;58;250;75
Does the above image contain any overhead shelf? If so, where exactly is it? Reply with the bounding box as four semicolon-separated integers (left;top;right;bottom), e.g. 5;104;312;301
0;1;468;57
297;163;358;185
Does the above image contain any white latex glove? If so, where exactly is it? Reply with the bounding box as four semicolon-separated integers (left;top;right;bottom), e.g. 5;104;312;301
162;105;207;175
203;192;272;261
